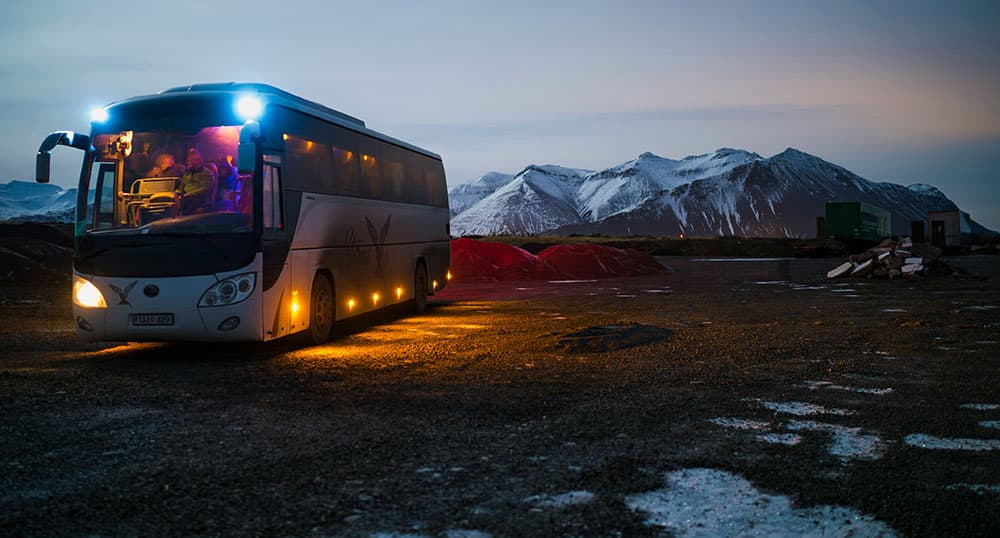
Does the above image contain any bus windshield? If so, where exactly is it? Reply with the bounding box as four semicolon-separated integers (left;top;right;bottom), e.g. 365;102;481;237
86;126;254;235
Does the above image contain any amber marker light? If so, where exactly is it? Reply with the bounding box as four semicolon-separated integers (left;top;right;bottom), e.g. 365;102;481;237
396;287;403;300
73;275;107;308
347;298;356;311
372;292;380;305
282;133;289;141
432;280;438;290
290;290;300;315
446;270;452;281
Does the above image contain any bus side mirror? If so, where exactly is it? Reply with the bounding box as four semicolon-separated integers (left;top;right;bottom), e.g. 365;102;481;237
237;141;256;175
36;152;51;183
238;120;261;175
35;130;91;184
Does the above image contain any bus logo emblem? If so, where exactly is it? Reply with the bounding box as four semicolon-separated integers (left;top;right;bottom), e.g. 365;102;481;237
365;215;392;277
109;281;138;306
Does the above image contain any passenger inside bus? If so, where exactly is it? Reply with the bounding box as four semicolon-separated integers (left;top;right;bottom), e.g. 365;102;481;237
178;148;217;213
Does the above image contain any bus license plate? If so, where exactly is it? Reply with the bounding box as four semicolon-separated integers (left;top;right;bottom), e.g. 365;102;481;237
131;313;174;326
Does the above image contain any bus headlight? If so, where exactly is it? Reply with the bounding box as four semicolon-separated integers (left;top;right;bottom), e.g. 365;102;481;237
199;273;256;307
73;275;107;308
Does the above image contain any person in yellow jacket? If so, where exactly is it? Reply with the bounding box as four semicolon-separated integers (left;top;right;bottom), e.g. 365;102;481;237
178;148;217;213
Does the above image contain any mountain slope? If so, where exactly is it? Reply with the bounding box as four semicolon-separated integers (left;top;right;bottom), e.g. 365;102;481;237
450;148;993;238
0;180;78;222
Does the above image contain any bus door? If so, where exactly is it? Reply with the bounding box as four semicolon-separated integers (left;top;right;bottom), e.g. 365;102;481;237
260;153;291;340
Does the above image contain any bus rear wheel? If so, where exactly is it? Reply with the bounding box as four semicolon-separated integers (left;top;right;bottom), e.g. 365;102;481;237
308;274;334;344
413;264;428;314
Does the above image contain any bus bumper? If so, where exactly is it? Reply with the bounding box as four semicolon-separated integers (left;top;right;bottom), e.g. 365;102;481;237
72;270;263;342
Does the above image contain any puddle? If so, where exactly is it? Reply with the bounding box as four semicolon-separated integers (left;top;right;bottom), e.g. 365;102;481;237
960;403;999;411
625;468;895;537
786;420;884;461
748;399;856;416
552;324;672;353
946;483;1000;495
882;308;907;313
525;490;595;508
800;380;894;396
962;305;998;311
978;421;1000;430
707;417;772;430
547;280;597;284
904;433;1000;451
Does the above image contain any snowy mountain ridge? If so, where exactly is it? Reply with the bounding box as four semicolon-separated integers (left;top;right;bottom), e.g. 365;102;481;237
450;148;994;238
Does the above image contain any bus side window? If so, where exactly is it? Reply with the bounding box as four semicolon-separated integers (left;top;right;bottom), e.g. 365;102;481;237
426;161;447;207
359;137;382;199
262;164;283;231
331;128;359;196
382;144;406;202
406;154;428;205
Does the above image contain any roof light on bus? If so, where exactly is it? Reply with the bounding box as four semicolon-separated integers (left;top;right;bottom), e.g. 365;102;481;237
90;107;109;123
235;95;264;121
73;275;107;309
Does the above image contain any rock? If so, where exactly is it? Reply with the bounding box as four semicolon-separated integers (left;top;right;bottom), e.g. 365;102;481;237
901;263;923;275
851;259;874;277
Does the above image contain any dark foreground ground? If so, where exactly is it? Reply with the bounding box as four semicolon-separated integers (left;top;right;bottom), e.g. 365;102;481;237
1;257;999;537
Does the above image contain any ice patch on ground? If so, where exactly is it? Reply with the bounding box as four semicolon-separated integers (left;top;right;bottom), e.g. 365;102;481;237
757;433;803;446
625;468;896;537
525;490;595;508
692;258;795;262
753;280;787;285
882;308;907;313
960;403;1000;411
946;483;1000;494
708;417;772;430
750;399;857;416
786;420;884;461
547;279;598;284
904;433;1000;451
962;305;998;311
800;380;894;395
979;421;1000;430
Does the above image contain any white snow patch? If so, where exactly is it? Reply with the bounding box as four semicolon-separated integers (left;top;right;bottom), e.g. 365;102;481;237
960;403;1000;411
642;289;672;294
444;531;493;538
904;433;1000;451
708;417;772;430
881;308;907;313
626;468;896;537
786;420;885;461
946;483;1000;494
525;490;595;508
616;294;637;298
751;399;856;416
799;380;894;396
979;421;1000;430
757;433;803;446
962;305;998;311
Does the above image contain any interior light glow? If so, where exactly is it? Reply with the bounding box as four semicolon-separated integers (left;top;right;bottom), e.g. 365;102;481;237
90;107;109;123
235;95;264;121
73;275;107;308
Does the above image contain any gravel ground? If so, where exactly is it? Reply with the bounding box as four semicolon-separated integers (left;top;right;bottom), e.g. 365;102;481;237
1;256;998;537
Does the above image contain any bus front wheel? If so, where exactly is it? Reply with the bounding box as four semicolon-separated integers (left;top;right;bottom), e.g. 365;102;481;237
308;273;335;344
413;264;428;314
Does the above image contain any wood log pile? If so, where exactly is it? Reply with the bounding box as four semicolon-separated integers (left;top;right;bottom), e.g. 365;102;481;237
826;238;953;279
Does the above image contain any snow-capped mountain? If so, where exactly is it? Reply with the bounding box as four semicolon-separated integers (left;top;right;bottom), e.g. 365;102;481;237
448;172;513;217
0;180;77;222
449;148;994;238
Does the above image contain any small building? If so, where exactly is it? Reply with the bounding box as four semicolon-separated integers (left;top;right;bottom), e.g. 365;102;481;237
824;202;891;241
928;210;972;248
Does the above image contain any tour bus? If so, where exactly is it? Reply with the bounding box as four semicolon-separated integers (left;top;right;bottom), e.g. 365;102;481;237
35;82;451;344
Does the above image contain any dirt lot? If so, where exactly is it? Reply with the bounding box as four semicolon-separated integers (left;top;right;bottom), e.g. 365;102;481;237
1;257;999;537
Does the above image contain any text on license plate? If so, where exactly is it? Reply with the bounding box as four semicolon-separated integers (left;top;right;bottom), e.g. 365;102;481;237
130;313;174;326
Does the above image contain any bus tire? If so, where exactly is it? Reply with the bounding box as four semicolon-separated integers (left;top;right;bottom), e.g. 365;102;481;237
413;263;428;314
308;273;335;344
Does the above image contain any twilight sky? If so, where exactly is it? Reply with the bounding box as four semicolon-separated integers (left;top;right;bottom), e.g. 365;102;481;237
1;0;998;228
